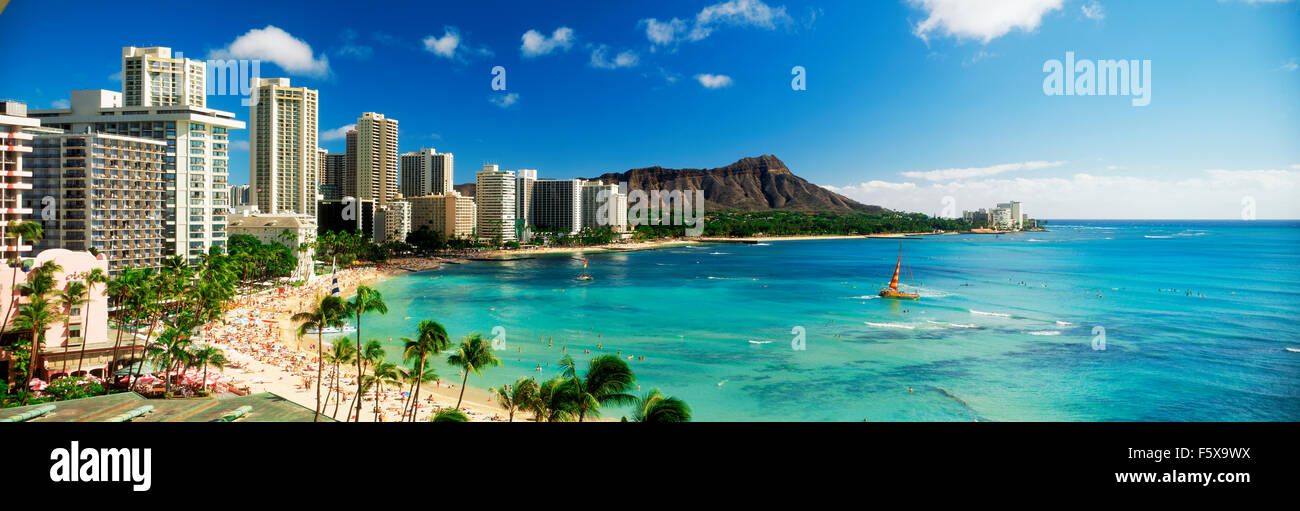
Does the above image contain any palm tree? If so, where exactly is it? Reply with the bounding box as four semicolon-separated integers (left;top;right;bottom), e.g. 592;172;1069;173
104;268;137;381
531;376;576;422
400;363;439;421
345;339;385;421
325;338;356;420
496;377;538;422
13;295;63;405
445;333;501;410
630;389;692;422
55;280;88;376
1;220;43;354
73;268;107;375
558;354;638;422
344;286;387;422
401;320;449;422
431;409;468;422
292;294;347;422
366;361;400;421
188;345;227;392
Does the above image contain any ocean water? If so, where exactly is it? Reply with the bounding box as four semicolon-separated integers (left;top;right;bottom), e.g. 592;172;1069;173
345;220;1300;421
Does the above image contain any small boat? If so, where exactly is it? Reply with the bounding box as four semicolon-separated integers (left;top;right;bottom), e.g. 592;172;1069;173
575;257;593;281
878;242;920;300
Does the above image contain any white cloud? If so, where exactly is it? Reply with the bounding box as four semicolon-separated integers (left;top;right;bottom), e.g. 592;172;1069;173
825;168;1300;219
320;124;355;141
208;25;330;77
641;0;791;47
1278;58;1298;72
695;74;734;89
51;99;69;109
521;27;575;57
489;93;519;108
590;45;640;69
908;0;1065;44
108;71;122;82
901;160;1067;181
423;26;493;61
228;140;250;151
1081;1;1105;21
337;29;373;59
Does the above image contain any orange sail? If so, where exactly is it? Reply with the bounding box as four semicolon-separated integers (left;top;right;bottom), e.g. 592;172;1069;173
889;256;901;290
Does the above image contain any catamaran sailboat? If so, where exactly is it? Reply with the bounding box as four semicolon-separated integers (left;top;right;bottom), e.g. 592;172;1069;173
879;242;919;300
576;257;593;281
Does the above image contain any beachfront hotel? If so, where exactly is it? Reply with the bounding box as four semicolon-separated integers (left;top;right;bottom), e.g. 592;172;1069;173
0;249;114;383
374;199;411;243
29;86;244;262
409;192;476;238
355;112;399;207
25;131;169;273
963;201;1026;231
530;178;583;235
581;181;628;232
399;148;453;198
475;165;516;242
121;46;206;108
0;101;38;262
515;168;537;228
249;78;319;218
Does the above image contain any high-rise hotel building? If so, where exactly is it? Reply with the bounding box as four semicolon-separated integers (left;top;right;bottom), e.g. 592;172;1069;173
581;181;628;232
31;87;244;263
27;131;168;273
356;112;398;207
399;148;453;198
249;78;318;217
514;169;536;228
475;165;516;242
409;192;475;238
121;46;206;108
320;151;345;201
530;179;582;235
0;101;39;262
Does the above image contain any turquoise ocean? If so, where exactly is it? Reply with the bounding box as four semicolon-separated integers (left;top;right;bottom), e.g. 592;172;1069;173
340;220;1299;421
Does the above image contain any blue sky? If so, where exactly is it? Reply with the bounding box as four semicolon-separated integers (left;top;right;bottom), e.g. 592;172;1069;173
1;0;1297;218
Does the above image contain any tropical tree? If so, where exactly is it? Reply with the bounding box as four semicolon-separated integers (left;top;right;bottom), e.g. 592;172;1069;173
401;320;449;422
366;361;400;421
630;389;692;423
0;220;43;355
188;345;227;392
496;377;538;422
291;294;346;421
55;280;88;376
558;354;638;422
445;333;501;410
344;286;387;422
324;338;356;420
13;294;63;405
73;268;107;375
531;376;576;422
431;409;468;422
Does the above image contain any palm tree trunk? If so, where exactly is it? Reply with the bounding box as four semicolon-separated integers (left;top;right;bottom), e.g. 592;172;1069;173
20;333;42;406
314;330;323;422
75;294;94;375
409;355;425;421
107;307;129;389
353;309;362;422
455;367;469;409
133;315;160;377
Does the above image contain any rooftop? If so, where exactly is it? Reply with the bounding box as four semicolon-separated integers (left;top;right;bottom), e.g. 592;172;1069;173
1;392;329;422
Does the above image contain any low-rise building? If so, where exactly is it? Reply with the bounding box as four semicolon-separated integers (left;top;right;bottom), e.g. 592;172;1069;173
227;212;316;280
409;192;475;238
0;249;113;382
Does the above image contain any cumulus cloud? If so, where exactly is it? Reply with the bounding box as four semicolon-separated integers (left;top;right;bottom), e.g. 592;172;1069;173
320;124;355;141
423;26;493;61
824;168;1300;219
641;0;791;47
208;25;330;77
590;45;640;69
908;0;1065;44
489;93;519;108
695;74;734;89
901;160;1066;181
521;27;575;57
